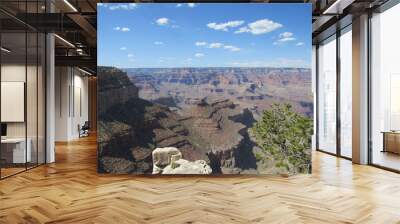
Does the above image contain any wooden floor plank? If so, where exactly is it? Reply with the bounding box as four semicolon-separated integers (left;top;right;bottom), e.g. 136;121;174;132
0;135;400;223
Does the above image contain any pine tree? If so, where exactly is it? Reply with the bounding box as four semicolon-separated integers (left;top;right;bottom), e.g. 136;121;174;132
251;103;313;174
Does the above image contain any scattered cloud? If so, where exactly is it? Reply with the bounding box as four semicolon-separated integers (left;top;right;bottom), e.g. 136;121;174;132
196;42;241;52
224;45;241;52
195;41;207;46
156;18;169;26
234;19;282;35
208;42;223;48
109;3;137;10
176;3;196;8
120;47;127;50
296;42;304;46
127;54;134;57
277;32;296;42
207;20;244;32
154;41;164;45
195;53;205;57
114;26;130;32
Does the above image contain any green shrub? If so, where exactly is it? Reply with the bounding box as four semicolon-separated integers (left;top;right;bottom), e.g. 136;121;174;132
251;103;313;174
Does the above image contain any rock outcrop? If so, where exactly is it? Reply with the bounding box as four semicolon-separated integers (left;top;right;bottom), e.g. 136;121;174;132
152;147;182;174
162;159;212;174
151;147;212;174
181;99;258;174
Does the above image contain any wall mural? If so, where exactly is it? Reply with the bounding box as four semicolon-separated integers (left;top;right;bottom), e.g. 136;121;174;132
97;3;313;175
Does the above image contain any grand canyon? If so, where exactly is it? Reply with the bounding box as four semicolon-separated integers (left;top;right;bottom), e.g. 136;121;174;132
98;67;313;175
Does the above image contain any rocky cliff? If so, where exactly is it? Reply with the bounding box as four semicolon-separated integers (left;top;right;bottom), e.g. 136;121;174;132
98;67;262;174
98;66;139;115
98;67;207;174
125;67;313;118
181;99;258;174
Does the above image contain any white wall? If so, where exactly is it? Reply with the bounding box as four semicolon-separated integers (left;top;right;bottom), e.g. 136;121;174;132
55;67;89;141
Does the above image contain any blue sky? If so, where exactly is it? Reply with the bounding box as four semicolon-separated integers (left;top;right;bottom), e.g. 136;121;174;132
98;3;311;68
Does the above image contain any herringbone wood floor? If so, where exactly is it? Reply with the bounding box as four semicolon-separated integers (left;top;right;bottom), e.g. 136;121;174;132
1;135;400;224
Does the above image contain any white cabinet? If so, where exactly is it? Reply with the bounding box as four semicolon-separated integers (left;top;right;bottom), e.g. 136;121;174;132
1;138;32;163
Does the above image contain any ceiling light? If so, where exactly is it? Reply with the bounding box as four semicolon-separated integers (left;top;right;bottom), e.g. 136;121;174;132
63;0;78;12
1;47;11;53
54;34;75;48
78;67;93;76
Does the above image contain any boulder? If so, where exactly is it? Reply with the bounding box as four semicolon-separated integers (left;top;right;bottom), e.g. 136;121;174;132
162;159;212;174
152;147;182;174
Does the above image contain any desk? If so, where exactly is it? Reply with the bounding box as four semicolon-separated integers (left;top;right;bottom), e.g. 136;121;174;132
1;138;31;163
382;131;400;154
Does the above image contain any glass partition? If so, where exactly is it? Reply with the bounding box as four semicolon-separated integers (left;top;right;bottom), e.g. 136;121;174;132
1;30;28;177
317;35;337;154
339;26;352;158
370;3;400;171
0;1;46;179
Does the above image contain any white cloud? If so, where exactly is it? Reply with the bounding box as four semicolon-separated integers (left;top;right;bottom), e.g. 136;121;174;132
120;47;127;50
195;41;207;46
208;42;223;48
277;32;296;42
195;53;205;57
114;26;130;32
156;18;169;26
296;42;304;46
177;3;196;8
109;3;136;10
224;45;241;52
234;19;282;35
127;54;134;58
207;20;244;31
196;42;241;52
154;41;164;45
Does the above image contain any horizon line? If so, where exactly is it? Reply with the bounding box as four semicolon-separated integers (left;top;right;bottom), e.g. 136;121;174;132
98;65;311;69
